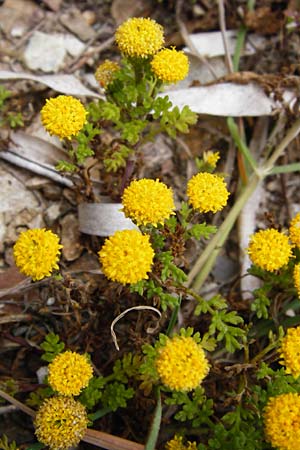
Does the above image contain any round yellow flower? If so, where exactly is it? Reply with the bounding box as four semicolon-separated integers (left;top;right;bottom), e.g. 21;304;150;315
115;17;164;58
122;178;175;226
264;393;300;450
95;60;120;88
247;228;293;272
294;263;300;298
156;335;209;391
151;48;189;83
35;396;88;450
98;229;154;284
41;95;87;140
48;351;93;396
289;212;300;248
165;435;197;450
279;326;300;378
13;228;62;281
187;172;229;213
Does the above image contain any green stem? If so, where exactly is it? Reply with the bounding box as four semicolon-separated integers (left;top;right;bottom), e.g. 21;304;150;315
227;117;257;171
269;162;300;175
144;387;162;450
232;26;247;71
263;117;300;172
166;296;182;336
89;406;113;421
250;340;278;365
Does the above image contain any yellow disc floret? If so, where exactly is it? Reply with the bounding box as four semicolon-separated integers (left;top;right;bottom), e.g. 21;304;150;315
98;229;154;284
48;351;93;396
151;47;189;83
294;263;300;298
122;178;175;226
279;326;300;378
95;60;120;88
156;335;209;391
115;17;164;58
41;95;87;140
165;435;197;450
186;172;229;213
247;228;293;272
289;213;300;248
35;396;88;450
264;393;300;450
13;228;62;281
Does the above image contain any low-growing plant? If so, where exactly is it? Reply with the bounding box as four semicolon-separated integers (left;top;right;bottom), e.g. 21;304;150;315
1;13;300;450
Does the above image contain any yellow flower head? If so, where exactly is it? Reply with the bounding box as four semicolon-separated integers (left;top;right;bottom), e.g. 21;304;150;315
294;263;300;298
156;335;209;391
151;47;189;83
13;228;62;281
203;151;220;169
95;60;120;88
264;393;300;450
279;326;300;378
247;228;293;272
165;435;197;450
115;17;164;58
35;396;88;450
289;213;300;248
187;172;229;213
122;178;175;226
98;229;154;284
48;351;93;396
41;95;87;140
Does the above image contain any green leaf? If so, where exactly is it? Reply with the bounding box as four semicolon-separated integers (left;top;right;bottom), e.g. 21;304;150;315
120;119;147;144
40;333;65;362
186;223;217;240
26;386;54;407
56;160;78;172
0;435;18;450
101;382;134;411
79;376;105;410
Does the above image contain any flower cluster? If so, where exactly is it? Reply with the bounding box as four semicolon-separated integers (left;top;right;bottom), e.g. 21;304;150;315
151;48;189;84
294;263;300;297
95;60;120;88
122;178;175;226
247;228;293;272
289;212;300;248
13;228;62;281
114;17;189;84
165;435;197;450
264;392;300;450
187;172;230;213
115;17;164;58
41;95;87;140
203;150;220;169
35;396;88;450
155;335;209;391
98;229;154;284
279;326;300;378
48;351;93;396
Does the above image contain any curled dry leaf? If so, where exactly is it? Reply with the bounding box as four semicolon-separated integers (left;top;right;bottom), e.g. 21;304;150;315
0;70;101;98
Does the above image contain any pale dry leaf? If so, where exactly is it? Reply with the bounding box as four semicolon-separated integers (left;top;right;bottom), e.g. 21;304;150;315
0;131;73;187
164;83;295;117
0;70;102;98
184;30;268;58
78;203;138;236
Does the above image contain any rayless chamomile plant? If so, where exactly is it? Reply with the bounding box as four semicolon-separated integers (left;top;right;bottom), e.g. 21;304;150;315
40;17;197;200
4;13;300;450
